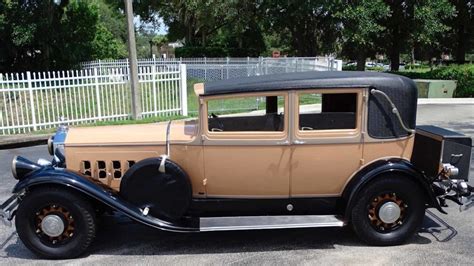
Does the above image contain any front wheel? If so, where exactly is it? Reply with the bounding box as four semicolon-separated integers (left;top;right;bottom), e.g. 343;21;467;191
351;176;425;246
15;187;96;259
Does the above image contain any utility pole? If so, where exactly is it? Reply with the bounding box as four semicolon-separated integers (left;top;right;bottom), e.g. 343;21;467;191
124;0;141;120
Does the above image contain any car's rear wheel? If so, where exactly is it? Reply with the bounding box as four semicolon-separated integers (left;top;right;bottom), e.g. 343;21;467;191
351;176;425;246
15;186;96;259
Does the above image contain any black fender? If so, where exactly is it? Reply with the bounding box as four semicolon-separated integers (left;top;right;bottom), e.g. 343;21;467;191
13;166;199;232
341;158;445;220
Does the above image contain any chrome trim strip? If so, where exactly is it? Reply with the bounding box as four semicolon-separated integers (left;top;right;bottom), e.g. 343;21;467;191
199;215;345;232
11;156;18;180
165;120;172;157
205;194;341;198
47;136;54;155
205;195;290;199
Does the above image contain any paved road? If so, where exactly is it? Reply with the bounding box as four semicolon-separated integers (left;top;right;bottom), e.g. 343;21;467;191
0;104;473;265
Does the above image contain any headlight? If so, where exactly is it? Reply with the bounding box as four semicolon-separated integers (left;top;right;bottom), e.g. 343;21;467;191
443;163;459;177
11;156;18;180
48;136;54;155
12;156;42;180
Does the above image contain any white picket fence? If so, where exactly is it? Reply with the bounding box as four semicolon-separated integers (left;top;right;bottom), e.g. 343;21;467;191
81;57;343;81
0;64;187;135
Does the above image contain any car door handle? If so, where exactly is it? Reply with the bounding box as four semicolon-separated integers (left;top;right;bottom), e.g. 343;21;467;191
276;140;290;145
293;140;306;145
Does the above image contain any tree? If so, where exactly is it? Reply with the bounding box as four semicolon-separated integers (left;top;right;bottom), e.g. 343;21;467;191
0;0;128;72
261;0;341;56
53;0;100;69
156;0;239;46
411;0;455;64
153;35;168;47
380;0;455;70
135;29;156;58
338;0;389;70
444;0;474;63
132;0;267;55
379;0;414;71
0;0;71;71
92;24;127;60
94;0;127;59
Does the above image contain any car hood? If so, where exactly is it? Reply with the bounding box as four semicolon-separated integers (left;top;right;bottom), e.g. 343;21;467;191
65;119;198;146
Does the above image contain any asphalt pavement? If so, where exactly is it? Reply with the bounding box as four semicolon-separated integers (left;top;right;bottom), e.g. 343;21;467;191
0;104;473;265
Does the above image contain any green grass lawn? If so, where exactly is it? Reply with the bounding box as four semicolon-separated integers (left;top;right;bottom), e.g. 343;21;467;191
186;78;321;116
186;78;201;115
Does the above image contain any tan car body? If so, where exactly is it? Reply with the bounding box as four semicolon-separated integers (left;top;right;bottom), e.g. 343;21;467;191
12;71;474;259
64;84;414;199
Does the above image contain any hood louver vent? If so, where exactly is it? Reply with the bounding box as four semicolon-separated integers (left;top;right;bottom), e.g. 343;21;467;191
80;160;136;190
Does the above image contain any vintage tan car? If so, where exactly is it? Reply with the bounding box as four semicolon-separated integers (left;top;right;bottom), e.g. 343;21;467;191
1;71;472;259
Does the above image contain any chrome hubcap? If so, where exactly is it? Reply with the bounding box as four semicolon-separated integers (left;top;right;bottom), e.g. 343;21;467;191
378;202;401;224
40;214;65;237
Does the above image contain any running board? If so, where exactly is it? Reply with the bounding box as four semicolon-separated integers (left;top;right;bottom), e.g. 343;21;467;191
199;215;345;232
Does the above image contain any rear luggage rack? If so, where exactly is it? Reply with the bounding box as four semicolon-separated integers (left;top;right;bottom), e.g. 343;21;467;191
412;125;472;180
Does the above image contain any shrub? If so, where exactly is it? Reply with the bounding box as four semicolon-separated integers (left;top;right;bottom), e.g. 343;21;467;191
342;65;357;71
175;47;260;58
430;65;474;97
404;63;430;70
392;64;474;97
366;66;385;72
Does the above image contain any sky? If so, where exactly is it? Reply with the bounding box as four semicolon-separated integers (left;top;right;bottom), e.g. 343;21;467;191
134;15;168;35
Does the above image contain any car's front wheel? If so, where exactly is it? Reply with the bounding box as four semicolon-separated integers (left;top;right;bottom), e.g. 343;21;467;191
351;175;425;246
15;186;96;259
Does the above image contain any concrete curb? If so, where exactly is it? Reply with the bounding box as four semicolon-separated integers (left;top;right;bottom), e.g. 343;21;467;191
418;98;473;105
0;134;50;150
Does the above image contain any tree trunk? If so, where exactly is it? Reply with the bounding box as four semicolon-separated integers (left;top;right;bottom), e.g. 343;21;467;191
390;35;401;71
356;52;366;71
201;30;206;47
390;50;400;71
456;24;466;63
187;26;192;45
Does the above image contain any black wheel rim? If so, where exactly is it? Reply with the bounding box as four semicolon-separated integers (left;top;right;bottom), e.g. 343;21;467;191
367;192;408;233
34;204;76;246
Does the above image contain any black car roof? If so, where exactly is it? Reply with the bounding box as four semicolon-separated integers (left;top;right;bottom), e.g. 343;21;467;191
203;71;416;96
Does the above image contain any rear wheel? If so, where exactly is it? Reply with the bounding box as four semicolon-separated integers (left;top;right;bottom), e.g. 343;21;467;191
351;176;425;246
15;187;96;259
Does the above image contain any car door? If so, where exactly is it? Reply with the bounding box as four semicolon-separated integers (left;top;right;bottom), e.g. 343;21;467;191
290;88;364;197
202;92;291;198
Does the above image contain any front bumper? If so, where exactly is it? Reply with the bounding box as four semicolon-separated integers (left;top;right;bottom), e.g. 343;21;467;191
460;195;474;211
433;178;474;212
0;192;22;226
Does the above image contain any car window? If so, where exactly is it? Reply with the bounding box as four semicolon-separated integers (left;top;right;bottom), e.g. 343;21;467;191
298;92;357;130
207;95;285;132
